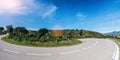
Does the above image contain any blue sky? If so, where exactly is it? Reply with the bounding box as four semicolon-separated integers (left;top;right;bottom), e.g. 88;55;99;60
0;0;120;33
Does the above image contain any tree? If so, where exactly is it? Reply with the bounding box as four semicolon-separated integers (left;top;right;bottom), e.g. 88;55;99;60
14;27;28;34
38;28;48;36
0;27;4;32
6;25;14;33
0;27;4;34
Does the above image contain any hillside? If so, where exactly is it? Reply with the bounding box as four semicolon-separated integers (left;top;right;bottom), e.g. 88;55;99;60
63;30;105;38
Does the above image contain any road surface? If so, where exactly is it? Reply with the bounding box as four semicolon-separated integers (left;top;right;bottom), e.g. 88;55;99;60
0;35;118;60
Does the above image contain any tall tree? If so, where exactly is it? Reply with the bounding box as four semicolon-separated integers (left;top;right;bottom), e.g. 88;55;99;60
39;28;48;36
14;27;28;34
6;25;14;33
0;27;4;32
0;27;4;34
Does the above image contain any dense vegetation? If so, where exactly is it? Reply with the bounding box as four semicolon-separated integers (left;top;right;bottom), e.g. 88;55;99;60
0;27;6;35
6;26;106;42
1;25;107;47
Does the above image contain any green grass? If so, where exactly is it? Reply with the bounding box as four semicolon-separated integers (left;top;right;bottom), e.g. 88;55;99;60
108;38;120;42
1;36;82;47
109;38;120;44
107;38;120;48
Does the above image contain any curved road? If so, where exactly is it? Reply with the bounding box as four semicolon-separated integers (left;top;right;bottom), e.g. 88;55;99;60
0;35;118;60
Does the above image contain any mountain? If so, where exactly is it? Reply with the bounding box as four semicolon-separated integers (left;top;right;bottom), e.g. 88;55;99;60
105;31;120;37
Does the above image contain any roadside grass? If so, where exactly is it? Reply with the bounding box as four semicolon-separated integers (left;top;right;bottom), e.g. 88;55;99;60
109;38;120;60
1;36;82;47
109;38;120;43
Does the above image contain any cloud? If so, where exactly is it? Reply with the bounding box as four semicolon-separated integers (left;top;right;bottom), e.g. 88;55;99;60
76;12;86;20
91;11;120;33
0;0;40;15
52;24;63;30
42;6;57;19
104;11;120;20
0;0;57;18
35;1;57;19
0;0;36;15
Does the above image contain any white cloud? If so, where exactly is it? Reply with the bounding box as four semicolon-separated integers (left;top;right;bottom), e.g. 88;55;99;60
76;12;86;20
42;6;57;19
104;11;120;20
91;11;120;33
0;0;57;18
52;25;63;30
0;0;34;15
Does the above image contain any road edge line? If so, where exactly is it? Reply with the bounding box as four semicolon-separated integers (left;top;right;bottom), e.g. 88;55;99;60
3;49;20;54
26;53;52;56
112;41;119;60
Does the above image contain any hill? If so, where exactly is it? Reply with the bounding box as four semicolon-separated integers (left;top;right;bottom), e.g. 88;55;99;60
63;29;105;38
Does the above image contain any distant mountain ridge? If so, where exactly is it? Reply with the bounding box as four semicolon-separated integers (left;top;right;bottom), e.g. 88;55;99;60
105;31;120;37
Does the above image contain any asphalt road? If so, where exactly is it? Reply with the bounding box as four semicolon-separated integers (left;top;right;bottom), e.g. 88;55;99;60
0;35;118;60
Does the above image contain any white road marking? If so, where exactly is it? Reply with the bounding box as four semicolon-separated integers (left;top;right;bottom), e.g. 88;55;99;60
83;46;91;50
26;53;52;56
83;40;97;50
3;49;19;54
112;41;119;60
60;40;98;55
60;50;80;55
93;41;98;46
